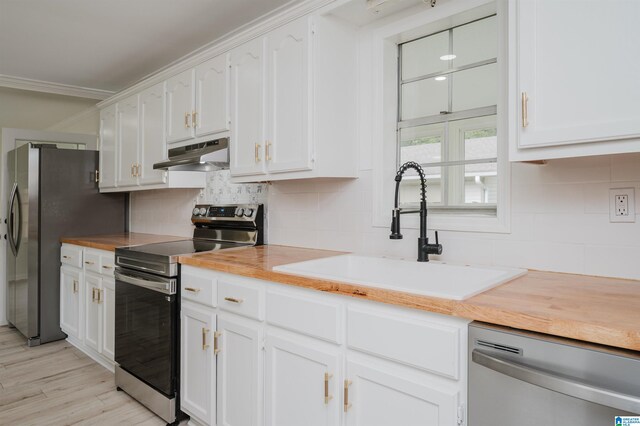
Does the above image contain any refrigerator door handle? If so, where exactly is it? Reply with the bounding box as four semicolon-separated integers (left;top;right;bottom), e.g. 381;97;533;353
14;185;22;252
7;182;17;256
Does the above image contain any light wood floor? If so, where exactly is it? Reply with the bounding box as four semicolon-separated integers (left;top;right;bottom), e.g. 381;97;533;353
0;325;179;425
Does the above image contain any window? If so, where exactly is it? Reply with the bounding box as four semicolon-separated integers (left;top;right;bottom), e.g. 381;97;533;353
398;15;498;214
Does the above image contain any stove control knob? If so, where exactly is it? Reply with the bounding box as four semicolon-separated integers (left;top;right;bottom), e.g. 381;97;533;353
244;208;254;217
199;207;207;216
192;208;201;216
235;207;244;217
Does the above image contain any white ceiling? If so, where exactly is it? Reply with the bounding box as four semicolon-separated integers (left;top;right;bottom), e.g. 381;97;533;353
0;0;298;96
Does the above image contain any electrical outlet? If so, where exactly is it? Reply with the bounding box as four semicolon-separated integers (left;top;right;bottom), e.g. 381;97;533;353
610;188;636;223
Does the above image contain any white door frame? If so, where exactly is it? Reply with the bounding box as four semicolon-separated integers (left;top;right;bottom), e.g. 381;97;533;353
1;128;96;326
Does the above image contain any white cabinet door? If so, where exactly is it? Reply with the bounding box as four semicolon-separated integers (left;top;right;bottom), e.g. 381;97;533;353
84;273;102;353
139;82;167;186
265;333;340;426
166;69;195;144
344;359;460;426
217;315;262;426
181;302;216;425
517;0;640;149
101;277;115;361
99;104;117;189
265;17;313;174
116;94;139;187
60;265;82;340
196;54;230;138
230;38;266;177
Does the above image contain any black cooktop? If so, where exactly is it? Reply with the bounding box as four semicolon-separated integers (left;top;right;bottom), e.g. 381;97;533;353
122;239;246;257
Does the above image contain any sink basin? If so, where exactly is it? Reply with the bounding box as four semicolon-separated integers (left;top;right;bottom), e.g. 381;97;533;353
273;254;526;300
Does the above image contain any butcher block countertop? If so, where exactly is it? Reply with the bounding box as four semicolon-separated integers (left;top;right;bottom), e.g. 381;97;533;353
61;232;186;251
179;245;640;352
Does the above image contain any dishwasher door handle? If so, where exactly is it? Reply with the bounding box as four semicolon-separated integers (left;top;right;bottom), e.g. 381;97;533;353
472;349;640;413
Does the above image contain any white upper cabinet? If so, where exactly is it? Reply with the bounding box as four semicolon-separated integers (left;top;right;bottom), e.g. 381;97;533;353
99;105;117;189
230;15;357;182
166;55;230;145
196;55;230;138
99;83;205;193
511;0;640;160
166;69;196;144
230;37;266;177
139;83;167;186
265;17;312;174
116;94;139;187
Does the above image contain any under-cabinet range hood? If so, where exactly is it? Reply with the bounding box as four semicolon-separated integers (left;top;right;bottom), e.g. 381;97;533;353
153;137;229;172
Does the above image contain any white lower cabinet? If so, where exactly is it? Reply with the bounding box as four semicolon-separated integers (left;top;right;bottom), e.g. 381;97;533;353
217;314;262;426
180;267;468;426
181;301;217;425
59;244;116;369
60;265;83;340
265;333;340;426
344;359;460;426
84;273;103;353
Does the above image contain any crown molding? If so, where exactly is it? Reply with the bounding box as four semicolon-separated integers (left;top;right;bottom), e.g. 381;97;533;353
0;74;114;100
97;0;338;108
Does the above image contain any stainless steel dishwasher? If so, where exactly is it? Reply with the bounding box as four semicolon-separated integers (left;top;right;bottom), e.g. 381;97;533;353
469;322;640;425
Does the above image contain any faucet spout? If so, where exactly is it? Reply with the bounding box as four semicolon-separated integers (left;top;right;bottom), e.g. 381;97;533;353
389;161;442;262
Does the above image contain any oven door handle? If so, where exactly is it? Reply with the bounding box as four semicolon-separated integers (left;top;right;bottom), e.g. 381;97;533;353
472;349;640;413
115;270;176;295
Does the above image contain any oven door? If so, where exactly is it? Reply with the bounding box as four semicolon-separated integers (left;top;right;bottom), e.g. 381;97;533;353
115;268;177;397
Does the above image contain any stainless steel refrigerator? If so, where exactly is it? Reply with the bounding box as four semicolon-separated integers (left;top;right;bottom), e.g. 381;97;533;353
5;143;127;346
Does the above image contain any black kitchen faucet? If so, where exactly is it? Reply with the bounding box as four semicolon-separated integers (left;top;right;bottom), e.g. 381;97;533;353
390;161;443;262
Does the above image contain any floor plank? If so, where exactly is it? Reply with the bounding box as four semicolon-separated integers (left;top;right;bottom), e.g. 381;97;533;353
0;326;185;425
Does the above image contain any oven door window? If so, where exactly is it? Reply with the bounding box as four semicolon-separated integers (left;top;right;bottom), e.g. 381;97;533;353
115;280;176;397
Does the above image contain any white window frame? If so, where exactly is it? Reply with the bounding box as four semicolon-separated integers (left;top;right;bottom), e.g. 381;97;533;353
371;0;510;233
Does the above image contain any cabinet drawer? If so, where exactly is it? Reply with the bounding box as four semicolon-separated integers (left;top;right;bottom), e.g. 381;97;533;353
181;266;217;308
61;244;83;268
347;307;461;380
100;252;116;277
266;290;341;343
83;250;102;274
218;279;264;320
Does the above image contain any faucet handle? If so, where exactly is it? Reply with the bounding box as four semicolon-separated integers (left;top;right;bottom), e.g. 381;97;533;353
429;231;443;255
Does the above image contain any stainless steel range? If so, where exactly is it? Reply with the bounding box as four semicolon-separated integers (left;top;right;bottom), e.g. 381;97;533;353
113;204;264;425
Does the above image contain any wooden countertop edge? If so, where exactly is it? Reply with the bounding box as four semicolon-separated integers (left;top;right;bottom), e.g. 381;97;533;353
451;303;640;351
60;239;119;251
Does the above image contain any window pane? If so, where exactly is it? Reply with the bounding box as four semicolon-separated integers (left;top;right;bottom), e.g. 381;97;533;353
464;163;497;204
451;16;497;68
401;31;449;80
399;166;442;205
464;128;497;161
451;63;497;111
399;124;444;165
401;76;449;120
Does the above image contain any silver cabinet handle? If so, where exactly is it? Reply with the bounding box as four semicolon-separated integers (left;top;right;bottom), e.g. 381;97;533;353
224;297;243;304
472;349;640;413
85;261;95;265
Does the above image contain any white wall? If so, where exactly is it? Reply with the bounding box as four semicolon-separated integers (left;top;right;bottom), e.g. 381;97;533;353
0;87;98;131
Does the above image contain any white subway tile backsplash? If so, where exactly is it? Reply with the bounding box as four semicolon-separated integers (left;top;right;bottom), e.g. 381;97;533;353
493;240;585;274
584;245;640;280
